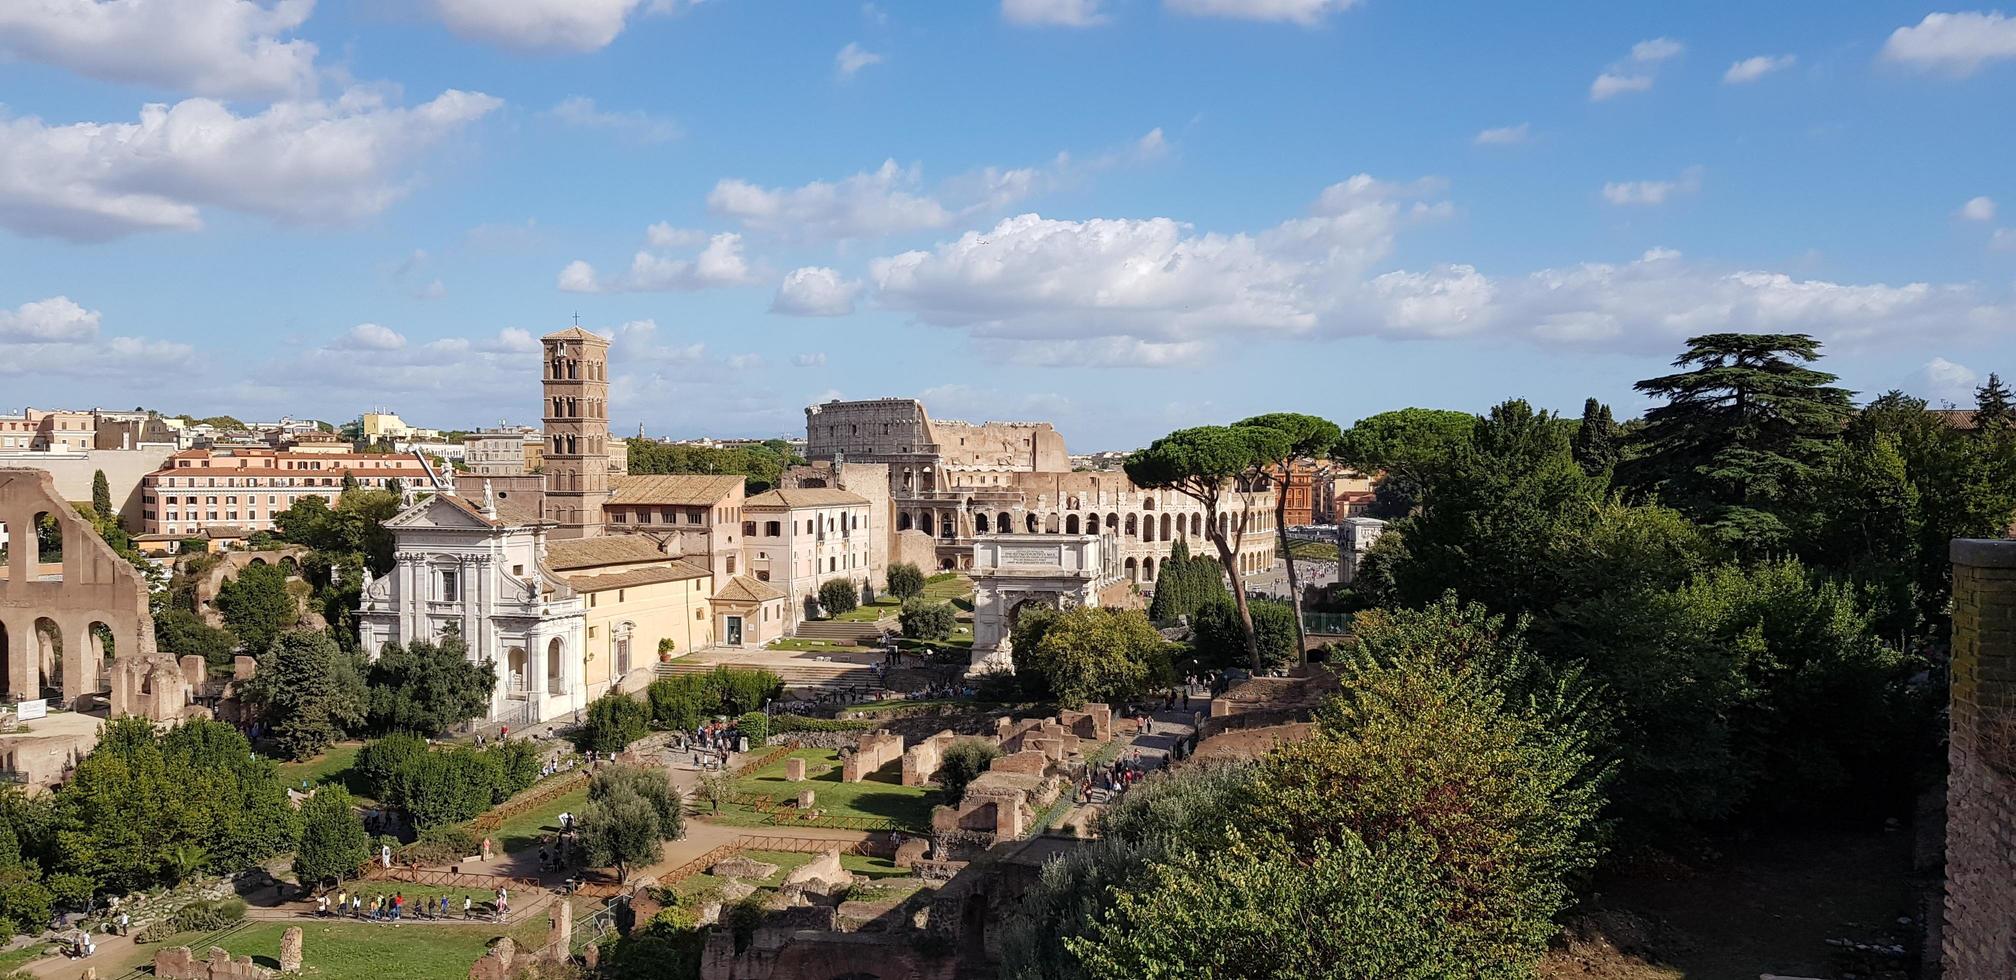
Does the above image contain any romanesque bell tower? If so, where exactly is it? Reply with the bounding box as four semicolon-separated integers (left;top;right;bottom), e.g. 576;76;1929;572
541;325;611;539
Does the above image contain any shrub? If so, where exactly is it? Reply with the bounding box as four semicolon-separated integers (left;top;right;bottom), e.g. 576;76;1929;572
356;733;428;801
584;693;651;754
818;578;860;617
736;711;769;747
646;668;784;730
886;563;926;601
400;825;481;866
899;600;955;641
770;714;874;734
590;765;684;841
293;787;369;886
936;739;1002;802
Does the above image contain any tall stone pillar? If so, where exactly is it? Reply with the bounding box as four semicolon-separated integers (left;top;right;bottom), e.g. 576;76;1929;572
1945;538;2016;978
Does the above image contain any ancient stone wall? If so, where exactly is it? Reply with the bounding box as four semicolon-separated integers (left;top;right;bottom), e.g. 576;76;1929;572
841;730;904;782
1945;539;2016;978
902;730;957;787
153;946;272;980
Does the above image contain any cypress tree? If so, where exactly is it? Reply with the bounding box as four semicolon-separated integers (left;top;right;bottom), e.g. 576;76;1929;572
1570;399;1621;477
1975;373;2013;433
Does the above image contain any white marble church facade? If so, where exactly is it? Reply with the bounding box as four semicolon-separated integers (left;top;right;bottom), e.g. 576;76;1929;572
356;491;587;727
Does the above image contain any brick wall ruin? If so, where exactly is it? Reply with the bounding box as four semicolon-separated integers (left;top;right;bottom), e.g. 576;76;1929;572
841;731;904;782
1945;539;2016;978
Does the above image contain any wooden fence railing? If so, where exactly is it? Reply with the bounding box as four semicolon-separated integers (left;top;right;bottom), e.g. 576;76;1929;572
469;771;589;835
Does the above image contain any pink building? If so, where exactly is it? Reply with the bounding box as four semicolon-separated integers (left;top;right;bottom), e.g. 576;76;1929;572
140;448;432;536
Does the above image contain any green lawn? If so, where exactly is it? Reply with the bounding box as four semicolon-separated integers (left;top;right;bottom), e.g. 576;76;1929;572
112;921;507;980
330;881;506;913
490;787;588;854
0;942;52;972
710;748;939;832
835;596;902;622
1288;539;1340;562
276;742;370;800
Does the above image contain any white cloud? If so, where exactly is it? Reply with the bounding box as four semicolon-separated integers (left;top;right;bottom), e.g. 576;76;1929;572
559;232;757;293
1602;167;1704;206
988;337;1210;368
485;328;542;353
1591;37;1684;100
1881;11;2016;76
0;296;196;381
0;0;318;99
430;0;657;53
1590;73;1655;100
709;130;1169;241
548;97;680;143
860;179;2016;361
1631;38;1685;63
1162;0;1359;25
710;160;953;239
0;88;500;242
646;222;705;247
1473;123;1530;145
1002;0;1108;26
1921;356;1980;401
792;352;828;367
1960;196;1998;221
725;353;763;370
1724;54;1796;83
836;42;884;78
337;323;407;351
0;296;100;342
772;267;864;316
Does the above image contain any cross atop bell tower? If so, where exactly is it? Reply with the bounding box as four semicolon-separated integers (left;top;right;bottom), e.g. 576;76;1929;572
541;325;611;539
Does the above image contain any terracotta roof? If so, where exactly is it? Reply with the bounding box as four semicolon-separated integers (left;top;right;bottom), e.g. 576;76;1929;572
714;575;785;602
744;487;868;509
563;563;711;591
610;474;744;506
544;535;667;571
541;326;606;343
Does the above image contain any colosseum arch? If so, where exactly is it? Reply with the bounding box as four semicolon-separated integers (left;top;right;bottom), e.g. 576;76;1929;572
974;512;989;533
32;618;62;699
1105;512;1119;533
1124;514;1138;536
1044;513;1060;533
996;511;1011;533
1065;514;1080;534
1024;512;1039;533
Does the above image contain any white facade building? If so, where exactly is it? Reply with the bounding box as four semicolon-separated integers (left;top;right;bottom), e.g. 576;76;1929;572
356;490;587;728
741;487;872;626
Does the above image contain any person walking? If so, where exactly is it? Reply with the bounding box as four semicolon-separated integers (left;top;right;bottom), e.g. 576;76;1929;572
391;892;403;922
462;894;473;920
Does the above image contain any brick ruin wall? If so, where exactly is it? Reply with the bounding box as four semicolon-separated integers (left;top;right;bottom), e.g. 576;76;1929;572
841;731;905;782
1945;539;2016;978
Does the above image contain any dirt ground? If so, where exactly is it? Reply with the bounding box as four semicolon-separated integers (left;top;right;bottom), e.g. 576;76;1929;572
1541;827;1920;980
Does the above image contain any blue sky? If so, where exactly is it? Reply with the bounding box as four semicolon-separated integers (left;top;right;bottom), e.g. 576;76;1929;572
2;1;2013;449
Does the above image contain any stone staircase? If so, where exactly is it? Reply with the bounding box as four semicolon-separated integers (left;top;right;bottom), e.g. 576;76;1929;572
655;656;882;693
791;619;895;646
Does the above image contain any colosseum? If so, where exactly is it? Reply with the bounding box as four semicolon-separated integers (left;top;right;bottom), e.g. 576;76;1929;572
804;398;1277;583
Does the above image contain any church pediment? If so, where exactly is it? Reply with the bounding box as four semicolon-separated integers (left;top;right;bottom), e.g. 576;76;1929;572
385;493;499;531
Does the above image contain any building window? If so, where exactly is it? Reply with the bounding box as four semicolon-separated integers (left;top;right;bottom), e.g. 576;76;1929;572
756;570;770;582
742;521;756;536
726;555;736;573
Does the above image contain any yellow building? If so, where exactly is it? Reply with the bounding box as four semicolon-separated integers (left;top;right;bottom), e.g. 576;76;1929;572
546;537;715;699
359;412;413;442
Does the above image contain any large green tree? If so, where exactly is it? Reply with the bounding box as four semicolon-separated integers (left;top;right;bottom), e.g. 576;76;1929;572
1014;607;1170;708
1235;412;1341;661
1126;425;1290;670
364;635;497;736
1570;398;1622;477
241;629;367;760
214;562;297;654
1621;333;1854;555
589;765;685;842
1145;539;1228;626
1331;408;1478;518
577;785;661;883
293;787;369;887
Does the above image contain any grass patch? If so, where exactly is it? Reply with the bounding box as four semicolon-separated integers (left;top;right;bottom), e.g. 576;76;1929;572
113;921;503;979
835;596;902;622
491;787;589;854
276;742;370;799
1288;539;1340;562
711;748;939;833
0;942;52;972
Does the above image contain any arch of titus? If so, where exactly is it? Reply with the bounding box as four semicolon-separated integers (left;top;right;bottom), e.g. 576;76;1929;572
968;533;1121;675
